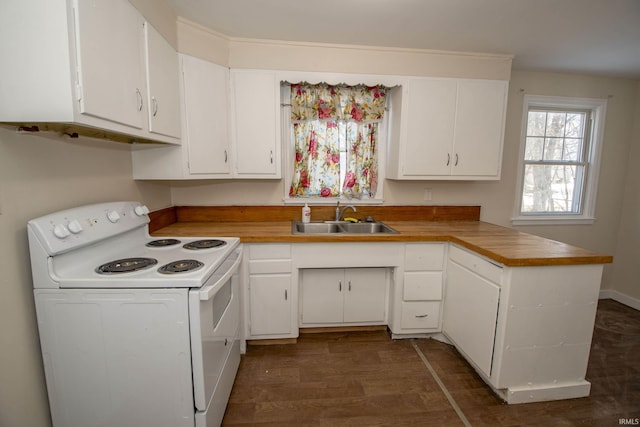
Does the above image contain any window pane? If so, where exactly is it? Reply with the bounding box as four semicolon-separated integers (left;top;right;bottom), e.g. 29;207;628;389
527;111;547;136
524;137;544;160
521;164;584;213
546;112;566;137
563;138;581;161
565;113;585;138
543;138;564;161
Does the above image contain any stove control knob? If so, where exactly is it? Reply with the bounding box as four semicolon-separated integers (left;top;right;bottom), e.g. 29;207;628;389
107;210;121;223
67;219;83;234
53;224;70;239
134;205;150;216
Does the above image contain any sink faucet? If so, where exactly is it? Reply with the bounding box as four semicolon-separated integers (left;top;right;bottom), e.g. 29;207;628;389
335;201;357;221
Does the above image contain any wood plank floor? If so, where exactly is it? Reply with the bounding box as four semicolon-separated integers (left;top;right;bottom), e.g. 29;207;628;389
223;299;640;426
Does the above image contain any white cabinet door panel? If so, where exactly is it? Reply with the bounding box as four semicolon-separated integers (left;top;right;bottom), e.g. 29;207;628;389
145;22;181;139
249;274;292;336
181;55;230;175
343;268;387;323
231;70;280;177
300;269;344;324
453;80;507;176
443;261;500;377
402;79;456;176
74;0;144;128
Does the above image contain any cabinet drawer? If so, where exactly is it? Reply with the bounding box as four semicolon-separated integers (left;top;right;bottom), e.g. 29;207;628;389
249;259;292;274
401;301;441;329
249;244;291;260
405;244;445;271
448;245;502;284
403;272;442;300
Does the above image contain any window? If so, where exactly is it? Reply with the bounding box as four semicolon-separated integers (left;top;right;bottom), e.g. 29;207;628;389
283;82;389;203
513;95;607;225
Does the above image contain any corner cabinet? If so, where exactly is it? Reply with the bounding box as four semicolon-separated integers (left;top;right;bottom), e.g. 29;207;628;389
0;0;180;145
442;244;604;404
387;78;508;180
230;70;282;178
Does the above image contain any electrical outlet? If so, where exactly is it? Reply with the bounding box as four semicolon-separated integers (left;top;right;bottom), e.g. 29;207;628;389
423;188;432;201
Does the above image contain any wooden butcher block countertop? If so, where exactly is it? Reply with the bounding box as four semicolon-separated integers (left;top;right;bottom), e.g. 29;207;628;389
149;205;613;267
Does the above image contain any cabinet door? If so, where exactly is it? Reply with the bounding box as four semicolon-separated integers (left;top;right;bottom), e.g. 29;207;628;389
230;70;280;177
249;274;292;336
300;269;344;324
443;260;500;377
401;79;456;176
73;0;145;129
343;268;387;323
144;22;181;139
452;80;507;177
181;55;231;176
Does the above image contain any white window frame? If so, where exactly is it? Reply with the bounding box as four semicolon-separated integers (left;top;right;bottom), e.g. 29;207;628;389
281;82;390;206
512;95;607;225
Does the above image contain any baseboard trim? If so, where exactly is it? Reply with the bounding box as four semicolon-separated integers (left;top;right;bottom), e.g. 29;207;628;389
599;289;640;311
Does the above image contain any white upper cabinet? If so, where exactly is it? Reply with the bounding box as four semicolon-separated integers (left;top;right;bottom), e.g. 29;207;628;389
230;70;281;178
144;22;181;139
388;78;508;180
133;65;284;180
0;0;180;145
132;54;230;179
74;0;145;129
182;55;231;176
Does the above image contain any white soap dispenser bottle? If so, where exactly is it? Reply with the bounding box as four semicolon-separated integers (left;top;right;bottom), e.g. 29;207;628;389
302;203;311;223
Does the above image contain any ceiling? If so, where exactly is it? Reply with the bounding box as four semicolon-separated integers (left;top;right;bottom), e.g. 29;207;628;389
168;0;640;79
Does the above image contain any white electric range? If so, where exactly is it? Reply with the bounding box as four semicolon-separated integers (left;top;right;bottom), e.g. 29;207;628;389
28;201;242;427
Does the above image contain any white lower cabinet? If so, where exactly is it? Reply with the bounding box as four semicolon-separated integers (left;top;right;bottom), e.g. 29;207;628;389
245;244;296;339
443;244;604;404
300;268;388;326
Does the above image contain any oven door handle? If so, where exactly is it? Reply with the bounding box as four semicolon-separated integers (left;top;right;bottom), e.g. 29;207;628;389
198;247;243;301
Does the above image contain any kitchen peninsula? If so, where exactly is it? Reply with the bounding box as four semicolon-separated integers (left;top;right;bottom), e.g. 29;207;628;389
150;205;612;404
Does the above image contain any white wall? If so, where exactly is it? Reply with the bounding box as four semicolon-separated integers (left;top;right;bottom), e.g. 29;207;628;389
0;129;172;427
611;83;640;304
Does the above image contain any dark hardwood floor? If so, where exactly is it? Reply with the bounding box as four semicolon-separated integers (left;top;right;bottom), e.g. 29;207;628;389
223;299;640;426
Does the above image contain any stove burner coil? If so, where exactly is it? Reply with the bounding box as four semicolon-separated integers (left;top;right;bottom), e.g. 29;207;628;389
183;239;227;250
158;259;204;274
96;257;158;274
146;238;182;247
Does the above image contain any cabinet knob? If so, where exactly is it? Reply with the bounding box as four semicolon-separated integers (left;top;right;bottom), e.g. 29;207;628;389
270;150;273;164
415;314;429;318
339;280;342;292
454;153;459;166
446;153;450;166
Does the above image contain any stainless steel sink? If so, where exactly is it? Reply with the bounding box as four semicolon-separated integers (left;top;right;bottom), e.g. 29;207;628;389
291;221;398;234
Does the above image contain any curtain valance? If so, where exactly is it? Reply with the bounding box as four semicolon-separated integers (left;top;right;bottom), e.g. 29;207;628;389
289;83;388;123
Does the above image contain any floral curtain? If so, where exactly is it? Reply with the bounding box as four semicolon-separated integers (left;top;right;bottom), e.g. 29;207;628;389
288;83;388;198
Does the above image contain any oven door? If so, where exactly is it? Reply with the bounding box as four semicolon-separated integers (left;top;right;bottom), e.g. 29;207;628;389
189;246;242;425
